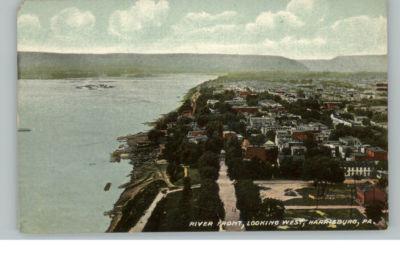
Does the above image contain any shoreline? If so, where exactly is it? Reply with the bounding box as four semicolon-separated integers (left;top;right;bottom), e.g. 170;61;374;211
105;81;207;232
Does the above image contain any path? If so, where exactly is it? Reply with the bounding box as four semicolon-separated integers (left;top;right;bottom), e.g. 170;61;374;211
285;205;365;214
254;180;312;202
216;157;244;232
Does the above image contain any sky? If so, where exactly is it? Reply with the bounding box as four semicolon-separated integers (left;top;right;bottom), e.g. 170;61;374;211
17;0;387;59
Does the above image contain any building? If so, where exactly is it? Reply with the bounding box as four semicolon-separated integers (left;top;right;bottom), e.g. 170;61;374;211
290;145;307;161
339;136;362;147
225;97;246;106
292;130;315;142
206;99;219;106
258;99;283;110
187;130;208;144
231;106;260;115
366;147;388;161
331;113;352;127
356;184;387;207
249;116;275;129
341;161;374;178
376;82;388;92
243;146;278;164
353;116;369;126
275;130;292;150
222;131;237;140
322;101;341;111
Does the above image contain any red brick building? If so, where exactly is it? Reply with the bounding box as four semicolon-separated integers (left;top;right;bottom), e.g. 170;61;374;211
244;146;278;164
357;185;387;207
366;147;388;161
322;102;341;111
292;130;316;142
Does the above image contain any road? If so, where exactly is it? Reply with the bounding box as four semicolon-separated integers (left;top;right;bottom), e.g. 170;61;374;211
216;158;244;232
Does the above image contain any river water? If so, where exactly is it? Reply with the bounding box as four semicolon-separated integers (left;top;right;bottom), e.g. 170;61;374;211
18;74;215;234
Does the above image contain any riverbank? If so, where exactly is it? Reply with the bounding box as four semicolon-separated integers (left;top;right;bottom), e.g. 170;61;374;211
106;132;174;232
105;78;222;232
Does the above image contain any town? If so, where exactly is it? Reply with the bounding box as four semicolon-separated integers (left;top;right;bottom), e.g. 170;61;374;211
107;72;388;232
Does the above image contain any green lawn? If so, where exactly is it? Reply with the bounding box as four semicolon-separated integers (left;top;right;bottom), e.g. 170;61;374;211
283;184;358;206
174;168;202;187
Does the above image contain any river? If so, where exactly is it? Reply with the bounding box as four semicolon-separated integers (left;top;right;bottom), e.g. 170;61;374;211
17;74;215;234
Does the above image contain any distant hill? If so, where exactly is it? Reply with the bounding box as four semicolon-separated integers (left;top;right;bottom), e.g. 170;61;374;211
300;55;387;73
18;52;308;79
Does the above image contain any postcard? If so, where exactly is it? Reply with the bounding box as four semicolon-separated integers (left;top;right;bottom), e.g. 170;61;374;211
17;0;388;233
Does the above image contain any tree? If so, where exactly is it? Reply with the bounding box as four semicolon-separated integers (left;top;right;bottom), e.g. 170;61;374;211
378;177;388;189
260;198;285;221
166;161;181;182
265;130;276;142
179;141;203;165
206;120;223;138
303;156;345;196
235;179;262;223
148;129;164;144
199;166;219;181
182;176;192;199
365;203;384;223
204;136;223;154
249;134;266;146
198;151;220;170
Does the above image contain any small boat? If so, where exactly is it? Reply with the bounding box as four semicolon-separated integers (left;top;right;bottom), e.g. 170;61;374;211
104;182;112;191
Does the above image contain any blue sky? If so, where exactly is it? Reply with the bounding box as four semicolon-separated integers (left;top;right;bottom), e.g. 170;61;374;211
17;0;387;59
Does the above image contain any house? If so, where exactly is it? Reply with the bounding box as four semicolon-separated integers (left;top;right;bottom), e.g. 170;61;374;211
187;130;207;138
322;141;341;157
356;184;387;207
376;82;388;92
331;113;352;127
225;97;246;106
339;136;362;147
249;116;275;129
353;116;369;126
222;131;237;140
180;109;194;119
322;101;341;110
366;147;388;161
376;170;388;180
275;130;292;150
241;139;251;150
290;145;307;161
188;135;208;144
231;106;259;115
258;99;283;110
187;130;208;144
207;99;219;106
243;146;278;164
342;161;374;178
292;130;315;142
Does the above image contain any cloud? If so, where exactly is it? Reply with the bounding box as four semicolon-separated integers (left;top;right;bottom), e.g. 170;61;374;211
171;10;241;43
108;0;169;38
50;8;95;36
329;15;387;54
18;14;41;31
246;10;304;32
183;11;238;24
286;0;315;14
